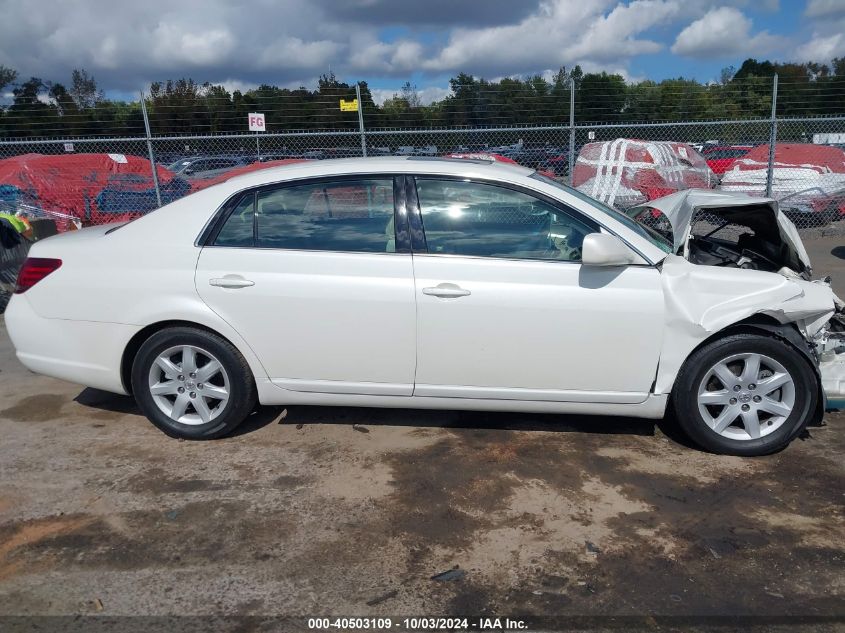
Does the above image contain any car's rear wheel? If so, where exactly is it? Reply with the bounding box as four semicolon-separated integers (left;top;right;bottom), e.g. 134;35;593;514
672;333;817;456
131;327;256;439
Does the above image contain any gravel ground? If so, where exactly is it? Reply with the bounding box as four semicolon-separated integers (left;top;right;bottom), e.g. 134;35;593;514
0;236;842;632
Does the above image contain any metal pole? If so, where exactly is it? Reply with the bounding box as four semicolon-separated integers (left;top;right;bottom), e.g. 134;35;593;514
139;90;163;208
765;73;778;198
568;79;576;186
256;133;261;161
355;83;367;157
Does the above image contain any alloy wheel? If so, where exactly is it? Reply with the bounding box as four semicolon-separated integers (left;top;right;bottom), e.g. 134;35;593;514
147;345;230;425
696;352;795;441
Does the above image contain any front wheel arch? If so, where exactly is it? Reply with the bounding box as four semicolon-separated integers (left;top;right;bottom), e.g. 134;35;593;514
687;317;824;426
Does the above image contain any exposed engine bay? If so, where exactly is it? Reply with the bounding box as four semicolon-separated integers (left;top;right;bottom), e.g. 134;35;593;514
684;203;812;279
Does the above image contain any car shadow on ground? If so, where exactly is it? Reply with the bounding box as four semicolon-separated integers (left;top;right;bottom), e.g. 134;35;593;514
832;245;845;260
73;387;698;446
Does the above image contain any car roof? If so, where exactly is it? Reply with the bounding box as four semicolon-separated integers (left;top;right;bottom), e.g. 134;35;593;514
220;156;536;189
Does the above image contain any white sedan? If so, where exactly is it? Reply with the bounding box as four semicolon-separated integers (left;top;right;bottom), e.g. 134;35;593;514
6;158;844;455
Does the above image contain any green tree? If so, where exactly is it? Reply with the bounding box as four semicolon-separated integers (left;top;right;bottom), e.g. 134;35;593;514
69;69;103;109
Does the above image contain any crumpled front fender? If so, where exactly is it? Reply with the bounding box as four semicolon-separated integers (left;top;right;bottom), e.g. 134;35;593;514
654;255;836;395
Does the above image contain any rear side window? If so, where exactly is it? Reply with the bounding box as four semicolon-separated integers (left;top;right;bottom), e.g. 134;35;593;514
213;194;254;247
212;179;396;252
415;178;597;261
257;179;395;252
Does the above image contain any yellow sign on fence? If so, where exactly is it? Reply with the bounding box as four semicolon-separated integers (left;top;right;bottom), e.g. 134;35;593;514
339;99;358;112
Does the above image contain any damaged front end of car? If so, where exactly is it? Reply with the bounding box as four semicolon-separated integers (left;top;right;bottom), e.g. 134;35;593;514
632;189;845;407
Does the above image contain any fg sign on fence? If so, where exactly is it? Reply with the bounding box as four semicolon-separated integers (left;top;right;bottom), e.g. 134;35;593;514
248;113;266;132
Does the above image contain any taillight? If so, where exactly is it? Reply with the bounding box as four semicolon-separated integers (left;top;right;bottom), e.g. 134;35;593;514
14;258;62;294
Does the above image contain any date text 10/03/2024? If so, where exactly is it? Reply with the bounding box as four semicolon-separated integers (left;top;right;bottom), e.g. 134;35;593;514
307;617;529;630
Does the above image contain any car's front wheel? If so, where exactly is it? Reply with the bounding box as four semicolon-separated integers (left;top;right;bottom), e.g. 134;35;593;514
672;333;818;456
131;326;256;439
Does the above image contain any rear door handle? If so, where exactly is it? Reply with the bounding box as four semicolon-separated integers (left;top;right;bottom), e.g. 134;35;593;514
422;283;471;298
209;276;255;289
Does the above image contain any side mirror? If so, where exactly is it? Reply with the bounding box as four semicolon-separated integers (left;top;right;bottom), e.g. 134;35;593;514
581;233;637;267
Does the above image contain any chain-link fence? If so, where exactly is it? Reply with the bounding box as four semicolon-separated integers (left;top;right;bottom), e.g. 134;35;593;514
1;75;845;232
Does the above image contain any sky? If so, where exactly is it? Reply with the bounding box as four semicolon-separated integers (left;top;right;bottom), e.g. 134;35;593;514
0;0;844;104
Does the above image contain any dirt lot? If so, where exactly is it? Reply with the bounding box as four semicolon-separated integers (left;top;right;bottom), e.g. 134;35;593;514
0;238;843;630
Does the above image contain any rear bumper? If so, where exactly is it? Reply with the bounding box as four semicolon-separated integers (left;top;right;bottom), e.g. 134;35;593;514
5;295;139;395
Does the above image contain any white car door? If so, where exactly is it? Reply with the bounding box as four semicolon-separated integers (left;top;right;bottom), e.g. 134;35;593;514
410;177;664;403
195;176;416;396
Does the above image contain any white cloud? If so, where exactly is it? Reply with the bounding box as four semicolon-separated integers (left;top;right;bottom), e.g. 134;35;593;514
151;24;235;66
347;37;423;73
423;0;680;76
805;0;845;19
0;0;809;100
789;0;845;63
671;7;782;58
794;34;845;62
258;37;342;70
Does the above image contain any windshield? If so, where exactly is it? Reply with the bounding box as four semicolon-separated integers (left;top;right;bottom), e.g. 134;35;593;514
530;173;674;253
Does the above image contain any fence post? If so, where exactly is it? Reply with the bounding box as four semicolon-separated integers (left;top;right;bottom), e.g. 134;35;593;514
355;83;367;157
568;79;575;186
765;73;778;198
139;90;163;208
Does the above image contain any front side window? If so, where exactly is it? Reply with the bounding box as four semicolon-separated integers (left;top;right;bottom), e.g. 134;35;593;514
530;173;673;254
250;178;395;252
415;178;597;261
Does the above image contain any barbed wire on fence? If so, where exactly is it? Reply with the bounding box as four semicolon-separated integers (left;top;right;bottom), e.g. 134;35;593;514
4;74;845;137
0;74;844;233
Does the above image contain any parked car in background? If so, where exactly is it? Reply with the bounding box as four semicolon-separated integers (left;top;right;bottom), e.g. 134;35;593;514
496;145;568;171
168;156;250;179
323;147;362;159
572;139;716;209
446;152;556;178
777;186;845;224
6;157;843;456
453;143;490;153
538;153;569;177
810;187;845;221
257;151;303;162
702;145;754;175
719;143;845;222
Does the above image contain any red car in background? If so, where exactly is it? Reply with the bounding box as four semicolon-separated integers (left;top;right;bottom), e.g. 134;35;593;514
572;139;716;209
702;145;753;175
719;143;845;222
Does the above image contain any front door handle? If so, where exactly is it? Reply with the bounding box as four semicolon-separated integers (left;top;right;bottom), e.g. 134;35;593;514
422;283;471;298
209;276;255;289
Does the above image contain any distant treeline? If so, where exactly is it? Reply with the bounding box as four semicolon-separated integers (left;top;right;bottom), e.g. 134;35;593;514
1;58;844;139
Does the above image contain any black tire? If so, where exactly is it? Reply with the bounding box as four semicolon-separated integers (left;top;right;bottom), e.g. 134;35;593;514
671;333;818;456
131;326;256;439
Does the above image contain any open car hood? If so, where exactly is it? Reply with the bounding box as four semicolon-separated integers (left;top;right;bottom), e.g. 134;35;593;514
633;189;812;273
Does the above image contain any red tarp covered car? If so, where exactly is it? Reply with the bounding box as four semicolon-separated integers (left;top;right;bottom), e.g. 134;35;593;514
572;139;716;209
719;143;845;220
0;153;188;231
